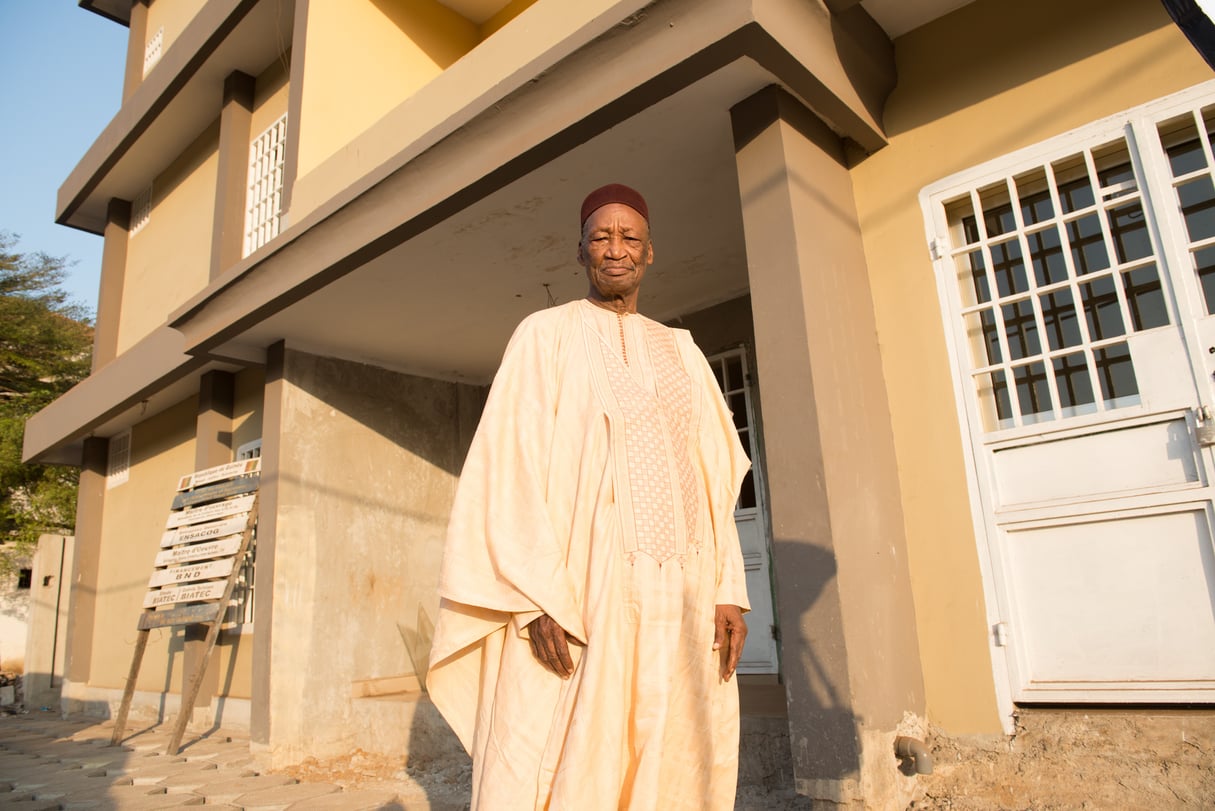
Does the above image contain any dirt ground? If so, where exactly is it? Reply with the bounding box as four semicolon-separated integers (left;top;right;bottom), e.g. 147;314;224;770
279;708;1215;810
909;708;1215;810
282;747;473;809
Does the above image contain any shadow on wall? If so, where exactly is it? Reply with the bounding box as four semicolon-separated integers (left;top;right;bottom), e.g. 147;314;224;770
772;538;862;784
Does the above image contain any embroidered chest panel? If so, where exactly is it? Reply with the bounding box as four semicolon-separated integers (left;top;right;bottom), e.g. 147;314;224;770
588;316;702;563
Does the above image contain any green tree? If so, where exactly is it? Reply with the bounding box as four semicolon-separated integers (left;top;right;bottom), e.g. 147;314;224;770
0;232;93;572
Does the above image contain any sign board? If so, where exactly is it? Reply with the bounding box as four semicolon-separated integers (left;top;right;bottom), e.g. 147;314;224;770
116;457;262;756
172;475;259;510
177;458;260;491
154;537;242;567
166;494;255;528
145;465;259;612
143;581;229;609
160;515;248;547
147;558;234;589
138;603;223;631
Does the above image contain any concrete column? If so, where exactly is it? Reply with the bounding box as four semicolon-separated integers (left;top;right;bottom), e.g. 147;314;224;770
122;0;151;103
211;71;256;280
92;199;130;370
183;371;236;719
61;438;108;697
249;342;285;750
730;86;925;807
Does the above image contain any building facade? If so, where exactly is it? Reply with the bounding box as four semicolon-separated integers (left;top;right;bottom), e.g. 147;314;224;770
25;0;1215;805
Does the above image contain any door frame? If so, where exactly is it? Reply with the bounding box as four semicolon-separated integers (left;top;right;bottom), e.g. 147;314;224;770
706;345;780;674
920;79;1215;732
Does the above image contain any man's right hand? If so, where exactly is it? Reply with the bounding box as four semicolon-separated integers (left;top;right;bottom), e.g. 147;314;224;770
527;614;576;678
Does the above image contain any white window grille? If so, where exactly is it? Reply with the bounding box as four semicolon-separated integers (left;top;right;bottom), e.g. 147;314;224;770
130;184;152;236
926;119;1184;433
143;26;163;76
106;430;131;489
225;439;262;627
243;115;288;257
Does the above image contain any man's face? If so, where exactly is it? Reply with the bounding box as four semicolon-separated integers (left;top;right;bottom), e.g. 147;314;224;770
578;203;654;303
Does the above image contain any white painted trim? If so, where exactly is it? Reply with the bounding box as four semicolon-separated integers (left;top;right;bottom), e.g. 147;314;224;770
920;80;1215;728
920;187;1017;734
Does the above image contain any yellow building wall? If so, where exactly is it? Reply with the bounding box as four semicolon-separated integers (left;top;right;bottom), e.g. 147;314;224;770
118;125;218;354
849;0;1213;734
233;367;266;456
252;56;291;146
479;0;538;38
213;366;267;701
91;398;197;694
144;0;207;66
294;0;480;181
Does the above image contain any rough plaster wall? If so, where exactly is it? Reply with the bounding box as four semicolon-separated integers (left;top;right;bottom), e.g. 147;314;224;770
269;349;475;761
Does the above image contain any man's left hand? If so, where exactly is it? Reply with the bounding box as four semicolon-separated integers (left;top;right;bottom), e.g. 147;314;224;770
713;604;747;681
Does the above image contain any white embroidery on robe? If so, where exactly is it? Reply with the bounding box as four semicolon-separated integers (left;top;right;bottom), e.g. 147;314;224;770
594;318;700;563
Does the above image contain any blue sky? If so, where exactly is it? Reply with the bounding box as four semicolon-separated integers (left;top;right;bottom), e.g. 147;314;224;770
0;0;126;319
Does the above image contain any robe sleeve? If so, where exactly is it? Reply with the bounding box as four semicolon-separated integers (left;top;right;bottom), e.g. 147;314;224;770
682;333;752;611
429;310;588;710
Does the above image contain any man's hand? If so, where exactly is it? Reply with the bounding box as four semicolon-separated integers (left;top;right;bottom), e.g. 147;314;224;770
713;604;747;681
527;613;576;678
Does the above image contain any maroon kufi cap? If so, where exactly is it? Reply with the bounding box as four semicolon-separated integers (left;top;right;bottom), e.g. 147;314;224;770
580;183;649;227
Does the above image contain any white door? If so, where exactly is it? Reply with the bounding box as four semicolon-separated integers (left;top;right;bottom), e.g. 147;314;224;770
925;82;1215;703
708;349;779;673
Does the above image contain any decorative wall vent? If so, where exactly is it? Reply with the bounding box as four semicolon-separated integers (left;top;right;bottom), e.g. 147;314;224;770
130;184;152;235
243;115;288;257
106;430;131;489
143;26;164;76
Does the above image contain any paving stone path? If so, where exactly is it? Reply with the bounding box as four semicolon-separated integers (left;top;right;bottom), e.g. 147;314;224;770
0;713;807;809
0;713;442;810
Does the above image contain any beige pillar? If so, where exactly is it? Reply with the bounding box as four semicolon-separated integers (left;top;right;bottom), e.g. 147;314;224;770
249;342;285;749
731;86;926;807
92;199;130;370
61;438;108;693
211;71;256;280
122;0;151;103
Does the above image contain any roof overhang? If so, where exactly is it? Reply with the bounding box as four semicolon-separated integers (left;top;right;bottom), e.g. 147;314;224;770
33;0;975;464
167;0;893;355
21;327;241;465
61;0;292;234
79;0;131;27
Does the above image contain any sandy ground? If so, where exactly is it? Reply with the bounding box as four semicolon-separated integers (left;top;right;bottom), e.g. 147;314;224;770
909;708;1215;810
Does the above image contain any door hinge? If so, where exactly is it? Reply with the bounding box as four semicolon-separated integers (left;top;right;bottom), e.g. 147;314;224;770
993;621;1009;647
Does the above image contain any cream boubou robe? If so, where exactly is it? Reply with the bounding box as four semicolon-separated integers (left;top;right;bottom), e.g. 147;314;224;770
428;298;751;811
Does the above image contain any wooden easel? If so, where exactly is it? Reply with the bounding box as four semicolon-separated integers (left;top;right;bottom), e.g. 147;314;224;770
111;460;260;755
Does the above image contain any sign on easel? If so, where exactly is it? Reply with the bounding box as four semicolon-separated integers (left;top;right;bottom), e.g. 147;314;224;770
111;458;261;753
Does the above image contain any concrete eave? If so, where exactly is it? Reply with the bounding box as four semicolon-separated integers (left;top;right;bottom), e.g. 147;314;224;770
169;0;892;357
21;327;209;465
79;0;131;27
58;0;278;234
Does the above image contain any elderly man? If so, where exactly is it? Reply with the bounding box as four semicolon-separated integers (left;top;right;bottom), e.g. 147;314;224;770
428;184;750;810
